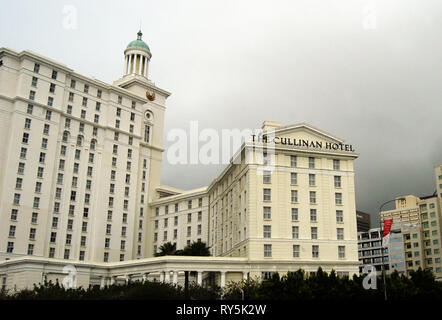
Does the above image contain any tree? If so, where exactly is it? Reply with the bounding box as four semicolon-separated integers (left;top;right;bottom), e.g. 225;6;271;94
181;241;211;256
156;242;177;256
177;241;211;298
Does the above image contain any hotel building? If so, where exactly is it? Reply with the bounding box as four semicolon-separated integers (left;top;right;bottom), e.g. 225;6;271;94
0;32;361;291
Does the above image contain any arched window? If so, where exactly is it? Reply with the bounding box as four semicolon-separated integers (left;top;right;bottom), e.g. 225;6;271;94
76;135;83;147
90;139;96;150
62;131;70;143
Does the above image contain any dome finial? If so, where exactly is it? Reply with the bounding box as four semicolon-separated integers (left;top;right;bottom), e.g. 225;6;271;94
137;30;143;40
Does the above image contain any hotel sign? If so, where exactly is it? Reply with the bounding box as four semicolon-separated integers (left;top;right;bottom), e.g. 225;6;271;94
251;135;355;152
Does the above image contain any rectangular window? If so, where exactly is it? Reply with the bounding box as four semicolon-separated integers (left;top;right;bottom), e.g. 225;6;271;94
43;124;50;135
338;246;345;259
310;191;316;204
291;190;298;203
310;209;317;222
337;228;344;240
311;227;318;239
51;70;57;79
27;104;33;114
22;132;29;144
264;244;272;257
291;172;297;185
82;97;88;107
292;226;299;239
263;170;271;183
11;209;18;221
336;210;344;223
29;90;35;100
18;162;25;174
309;174;315;186
16;177;23;189
37;167;44;178
49;83;55;93
291;208;298;221
293;245;300;258
312;245;319;258
263;189;271;201
34;63;40;73
70;79;76;89
66;234;72;245
309;157;315;169
335;193;342;205
31;76;38;87
97;89;102;98
334;176;341;188
333;159;340;170
20;147;27;159
24;118;31;129
290;155;297;167
39;152;46;163
41;138;48;149
9;225;16;237
263;207;271;220
13;193;21;205
84;84;89;93
263;225;271;238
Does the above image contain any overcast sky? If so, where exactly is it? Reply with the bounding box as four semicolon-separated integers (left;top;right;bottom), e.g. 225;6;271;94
1;0;441;226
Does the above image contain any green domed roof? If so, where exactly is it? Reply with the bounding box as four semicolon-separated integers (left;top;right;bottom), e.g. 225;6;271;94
127;30;150;52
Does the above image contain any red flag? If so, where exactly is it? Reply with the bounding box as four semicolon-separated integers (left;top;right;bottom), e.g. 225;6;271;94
382;219;393;248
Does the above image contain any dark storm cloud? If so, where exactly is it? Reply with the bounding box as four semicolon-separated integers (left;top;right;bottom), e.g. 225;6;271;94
2;0;440;226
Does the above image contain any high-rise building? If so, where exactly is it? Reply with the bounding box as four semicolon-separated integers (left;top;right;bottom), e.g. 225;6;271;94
370;164;442;279
0;32;362;291
0;31;169;263
356;211;371;232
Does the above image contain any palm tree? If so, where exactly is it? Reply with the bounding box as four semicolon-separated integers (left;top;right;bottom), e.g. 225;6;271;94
182;241;211;256
155;242;177;257
180;241;211;298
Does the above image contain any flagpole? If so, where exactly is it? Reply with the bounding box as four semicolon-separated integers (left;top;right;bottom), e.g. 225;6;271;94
379;197;406;301
379;214;388;301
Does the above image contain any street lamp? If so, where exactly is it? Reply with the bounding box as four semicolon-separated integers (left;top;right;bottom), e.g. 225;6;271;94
379;197;406;301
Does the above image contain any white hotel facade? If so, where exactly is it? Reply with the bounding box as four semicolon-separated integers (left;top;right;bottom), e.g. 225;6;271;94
0;32;360;291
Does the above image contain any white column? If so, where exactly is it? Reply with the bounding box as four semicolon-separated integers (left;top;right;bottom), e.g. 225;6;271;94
173;271;178;285
142;273;148;283
124;55;128;75
159;272;164;282
220;271;226;288
164;271;170;283
143;57;148;77
110;276;116;285
138;54;143;75
243;272;248;281
197;271;203;286
129;54;134;74
106;278;110;287
100;276;105;289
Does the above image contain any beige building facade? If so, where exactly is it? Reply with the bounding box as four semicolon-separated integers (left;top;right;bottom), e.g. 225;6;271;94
0;32;361;292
